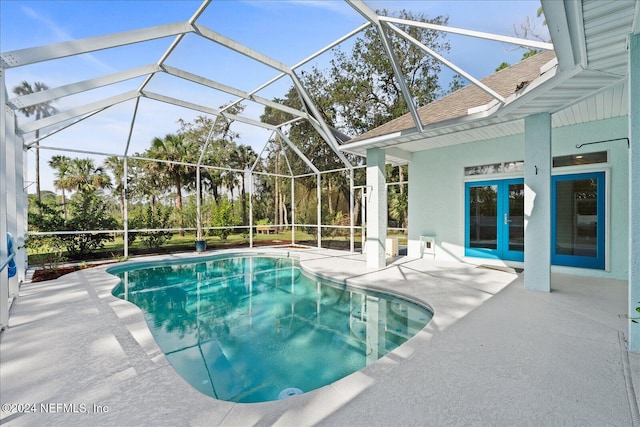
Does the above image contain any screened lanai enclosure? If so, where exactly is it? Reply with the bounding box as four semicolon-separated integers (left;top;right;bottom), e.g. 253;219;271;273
0;0;550;278
8;0;640;340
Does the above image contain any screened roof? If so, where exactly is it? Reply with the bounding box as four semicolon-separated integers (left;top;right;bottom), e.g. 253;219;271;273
2;0;637;179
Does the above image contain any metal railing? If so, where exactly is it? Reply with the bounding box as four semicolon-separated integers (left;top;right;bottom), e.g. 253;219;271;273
0;252;15;274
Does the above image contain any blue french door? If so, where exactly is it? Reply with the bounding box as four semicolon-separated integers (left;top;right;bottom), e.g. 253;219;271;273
465;179;524;261
551;172;605;269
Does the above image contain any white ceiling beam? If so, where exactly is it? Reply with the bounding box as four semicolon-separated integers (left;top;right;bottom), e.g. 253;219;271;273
161;64;311;120
24;107;109;148
292;22;372;70
219;22;371;118
380;16;554;51
20;90;139;134
1;22;194;68
289;72;353;168
276;129;320;174
10;64;160;109
346;0;424;133
386;24;505;103
141;91;277;131
193;23;291;74
137;1;211;93
541;0;579;71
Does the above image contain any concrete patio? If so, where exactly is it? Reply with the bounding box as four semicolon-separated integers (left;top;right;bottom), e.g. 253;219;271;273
1;247;637;426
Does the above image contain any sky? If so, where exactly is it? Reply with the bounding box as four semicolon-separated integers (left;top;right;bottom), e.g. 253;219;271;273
0;0;547;193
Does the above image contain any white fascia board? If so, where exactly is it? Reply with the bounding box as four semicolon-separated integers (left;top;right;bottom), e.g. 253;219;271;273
20;90;139;134
381;16;554;51
10;64;160;109
142;91;277;131
541;0;577;71
1;22;194;68
161;65;309;120
496;65;581;117
193;24;291;74
339;128;419;152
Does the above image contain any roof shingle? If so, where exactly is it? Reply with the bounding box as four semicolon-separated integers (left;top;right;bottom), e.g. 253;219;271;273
348;50;557;143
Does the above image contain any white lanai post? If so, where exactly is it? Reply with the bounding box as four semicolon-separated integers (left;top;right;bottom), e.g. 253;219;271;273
628;33;640;352
524;113;552;292
349;168;355;253
5;108;18;297
366;148;387;268
317;173;321;249
1;74;9;330
291;177;295;245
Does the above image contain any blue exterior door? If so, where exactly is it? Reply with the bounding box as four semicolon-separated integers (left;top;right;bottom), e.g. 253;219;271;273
465;179;524;261
551;172;605;269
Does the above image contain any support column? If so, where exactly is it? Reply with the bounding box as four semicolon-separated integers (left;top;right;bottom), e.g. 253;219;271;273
123;157;129;258
5;107;19;296
1;70;9;329
16;142;27;282
628;33;640;352
524;113;551;292
317;173;321;249
366;148;387;268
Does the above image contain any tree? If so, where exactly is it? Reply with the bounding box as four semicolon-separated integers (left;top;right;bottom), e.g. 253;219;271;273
327;9;451;135
178;109;244;204
65;158;112;195
128;204;173;249
64;192;118;258
229;144;258;226
210;197;236;240
104;156;125;219
495;62;510;72
12;81;58;206
148;133;196;235
260;10;451;232
41;157;117;258
512;7;549;61
48;155;72;222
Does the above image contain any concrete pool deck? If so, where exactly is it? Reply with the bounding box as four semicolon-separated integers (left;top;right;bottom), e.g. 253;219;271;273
1;247;638;426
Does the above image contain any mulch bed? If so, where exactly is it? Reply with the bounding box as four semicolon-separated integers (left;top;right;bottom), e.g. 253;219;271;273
32;266;79;282
29;239;357;283
31;263;114;283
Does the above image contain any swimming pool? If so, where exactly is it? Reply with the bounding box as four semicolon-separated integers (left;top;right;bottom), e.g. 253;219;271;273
109;254;432;403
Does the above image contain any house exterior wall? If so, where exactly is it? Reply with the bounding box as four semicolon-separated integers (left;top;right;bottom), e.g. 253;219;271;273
407;115;629;280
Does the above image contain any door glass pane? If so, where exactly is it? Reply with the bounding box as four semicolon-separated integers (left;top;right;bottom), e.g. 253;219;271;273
508;183;525;252
468;185;498;250
555;178;598;257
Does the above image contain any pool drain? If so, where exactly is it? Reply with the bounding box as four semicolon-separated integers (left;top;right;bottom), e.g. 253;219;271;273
278;387;303;399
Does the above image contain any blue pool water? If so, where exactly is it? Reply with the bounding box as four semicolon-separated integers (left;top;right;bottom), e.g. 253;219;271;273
109;254;432;403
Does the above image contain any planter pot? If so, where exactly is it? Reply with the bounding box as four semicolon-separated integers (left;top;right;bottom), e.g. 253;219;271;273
195;240;207;252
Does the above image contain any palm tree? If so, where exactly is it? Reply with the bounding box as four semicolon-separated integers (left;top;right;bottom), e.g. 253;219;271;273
104;156;125;219
148;133;195;234
230;144;258;226
12;81;58;205
66;158;112;195
48;155;72;221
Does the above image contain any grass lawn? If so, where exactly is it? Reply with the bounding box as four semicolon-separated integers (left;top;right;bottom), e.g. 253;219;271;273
27;228;369;267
